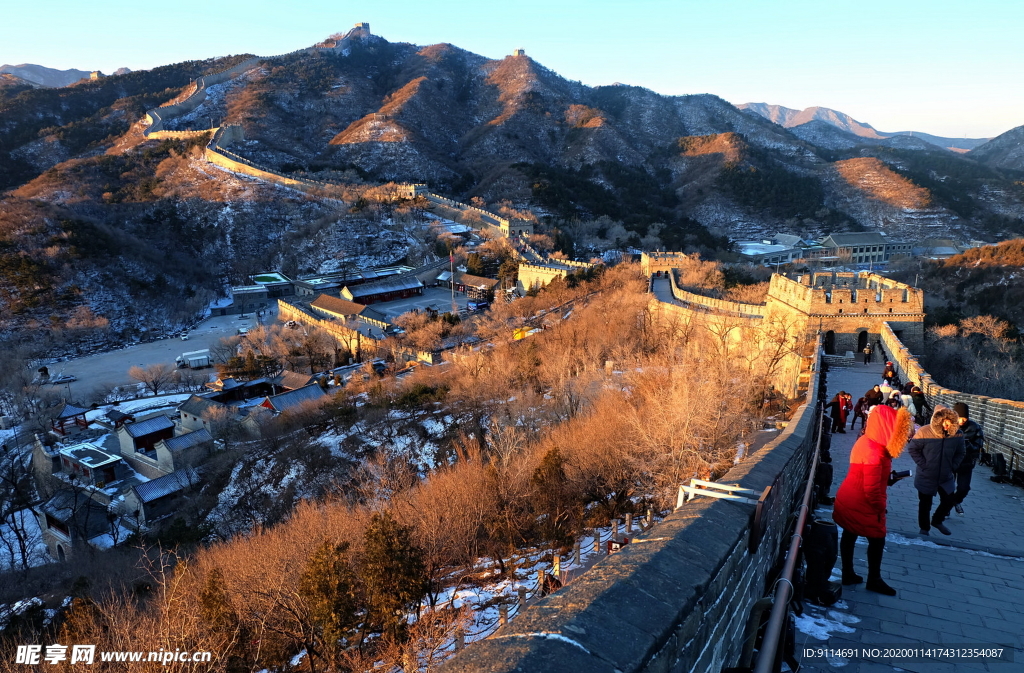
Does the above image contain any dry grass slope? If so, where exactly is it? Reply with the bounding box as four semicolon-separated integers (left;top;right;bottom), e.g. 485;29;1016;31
834;157;931;209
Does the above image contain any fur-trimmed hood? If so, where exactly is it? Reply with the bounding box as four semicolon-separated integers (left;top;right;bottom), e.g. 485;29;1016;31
862;404;913;459
888;407;913;458
914;405;960;440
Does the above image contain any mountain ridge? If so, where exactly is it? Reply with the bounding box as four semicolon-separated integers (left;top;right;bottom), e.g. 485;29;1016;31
3;28;1024;342
0;63;94;88
738;102;988;152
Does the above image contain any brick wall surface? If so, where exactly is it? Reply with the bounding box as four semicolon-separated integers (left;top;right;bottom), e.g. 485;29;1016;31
881;323;1024;462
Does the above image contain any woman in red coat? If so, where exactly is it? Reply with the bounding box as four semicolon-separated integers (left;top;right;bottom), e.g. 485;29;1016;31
832;404;913;596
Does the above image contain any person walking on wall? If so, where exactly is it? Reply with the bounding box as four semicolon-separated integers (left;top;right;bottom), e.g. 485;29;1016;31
882;361;897;386
908;406;965;536
828;392;848;433
952;402;984;516
833;405;913;596
851;397;868;431
910;387;931;427
863;344;872;365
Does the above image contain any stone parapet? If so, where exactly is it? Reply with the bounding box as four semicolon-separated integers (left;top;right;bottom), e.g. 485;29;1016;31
880;322;1024;463
440;350;823;673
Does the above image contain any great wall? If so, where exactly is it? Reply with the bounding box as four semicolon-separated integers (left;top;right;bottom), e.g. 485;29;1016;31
141;23;372;194
139;28;1024;670
440;258;1024;672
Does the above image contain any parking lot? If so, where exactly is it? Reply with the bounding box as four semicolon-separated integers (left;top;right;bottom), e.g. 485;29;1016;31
48;289;478;402
47;311;271;402
370;287;472;321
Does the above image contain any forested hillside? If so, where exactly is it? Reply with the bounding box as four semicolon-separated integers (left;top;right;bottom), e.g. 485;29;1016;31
3;29;1024;349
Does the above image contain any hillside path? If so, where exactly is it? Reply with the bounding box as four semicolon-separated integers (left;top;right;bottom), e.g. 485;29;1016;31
797;362;1024;672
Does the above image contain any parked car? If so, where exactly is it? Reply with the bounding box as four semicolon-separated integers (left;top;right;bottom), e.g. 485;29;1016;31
181;333;189;341
49;375;77;384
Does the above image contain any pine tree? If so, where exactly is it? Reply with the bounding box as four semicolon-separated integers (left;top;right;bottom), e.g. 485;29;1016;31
199;567;248;673
467;252;486;276
531;446;575;542
298;540;360;668
360;511;426;641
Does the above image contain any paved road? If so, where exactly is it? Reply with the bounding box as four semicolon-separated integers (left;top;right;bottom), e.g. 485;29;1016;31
47;311;272;402
798;362;1024;672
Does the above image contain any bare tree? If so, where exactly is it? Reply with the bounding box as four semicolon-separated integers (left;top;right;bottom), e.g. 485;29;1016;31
128;364;175;396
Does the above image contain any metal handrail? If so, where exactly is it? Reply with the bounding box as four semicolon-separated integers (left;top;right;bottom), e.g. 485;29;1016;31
753;406;824;673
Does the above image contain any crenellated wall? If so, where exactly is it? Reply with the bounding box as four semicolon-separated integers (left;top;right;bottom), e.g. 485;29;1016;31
881;323;1024;463
277;299;437;364
669;271;766;318
144;57;262;138
440;346;823;673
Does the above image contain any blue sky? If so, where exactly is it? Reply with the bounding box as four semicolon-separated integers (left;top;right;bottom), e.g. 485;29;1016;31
5;0;1021;138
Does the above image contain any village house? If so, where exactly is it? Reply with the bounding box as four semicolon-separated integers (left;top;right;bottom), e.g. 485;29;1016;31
309;294;391;328
436;271;500;300
341;277;424;305
121;468;200;527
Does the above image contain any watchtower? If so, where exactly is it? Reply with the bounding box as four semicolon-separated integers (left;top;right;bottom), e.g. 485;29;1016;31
764;272;924;356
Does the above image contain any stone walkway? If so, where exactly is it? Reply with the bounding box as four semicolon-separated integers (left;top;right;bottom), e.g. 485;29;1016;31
797;362;1024;672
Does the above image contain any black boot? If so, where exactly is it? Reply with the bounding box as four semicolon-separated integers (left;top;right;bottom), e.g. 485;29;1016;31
839;530;861;585
866;577;897;596
865;537;896;596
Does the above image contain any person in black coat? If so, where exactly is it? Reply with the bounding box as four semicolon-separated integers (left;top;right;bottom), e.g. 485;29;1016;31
864;385;884;409
952;402;985;514
827;392;848;433
908;406;965;536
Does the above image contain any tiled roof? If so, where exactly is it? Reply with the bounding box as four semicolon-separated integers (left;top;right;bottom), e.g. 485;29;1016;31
822;232;889;246
107;409;134;423
344;277;423;297
311;294;366;317
178;395;227;418
263;384;328;413
123;415;175;438
274;370;316;391
455;272;499;289
161;429;213;452
132;468;200;504
56;404;90;419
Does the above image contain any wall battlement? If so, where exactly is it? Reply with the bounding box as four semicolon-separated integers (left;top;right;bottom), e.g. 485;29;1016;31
644;255;926;359
881;324;1024;465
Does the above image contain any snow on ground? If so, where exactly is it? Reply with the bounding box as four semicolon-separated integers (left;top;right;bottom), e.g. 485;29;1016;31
423;515;664;645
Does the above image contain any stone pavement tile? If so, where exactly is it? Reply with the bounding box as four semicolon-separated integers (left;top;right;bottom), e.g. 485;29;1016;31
927;604;986;626
979;616;1023;640
907;583;982;600
892;573;939;588
859;630;920;645
876;620;941;645
957;623;1018;648
895;662;957;673
961;594;1017;611
956;600;1009;617
903;612;964;636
